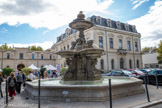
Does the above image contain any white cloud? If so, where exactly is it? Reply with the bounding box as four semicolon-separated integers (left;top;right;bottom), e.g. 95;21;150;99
128;1;162;48
1;41;54;50
0;0;113;30
131;0;149;10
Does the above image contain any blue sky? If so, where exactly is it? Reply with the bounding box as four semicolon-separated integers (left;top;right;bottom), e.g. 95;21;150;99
0;0;161;49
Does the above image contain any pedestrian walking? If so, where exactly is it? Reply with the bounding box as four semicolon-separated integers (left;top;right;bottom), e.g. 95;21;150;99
0;73;3;98
16;71;23;94
8;72;16;99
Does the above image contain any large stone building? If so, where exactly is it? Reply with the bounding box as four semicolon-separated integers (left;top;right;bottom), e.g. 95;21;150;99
0;48;55;71
51;15;142;72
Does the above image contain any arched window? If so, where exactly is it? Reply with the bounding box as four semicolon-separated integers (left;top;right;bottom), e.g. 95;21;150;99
100;59;104;70
137;60;139;69
120;58;124;69
129;59;132;69
111;59;114;70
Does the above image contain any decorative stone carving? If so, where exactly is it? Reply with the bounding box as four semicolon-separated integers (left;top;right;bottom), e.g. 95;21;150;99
70;41;77;50
134;38;138;42
97;31;104;35
126;37;131;40
109;33;114;38
86;32;91;36
118;35;123;39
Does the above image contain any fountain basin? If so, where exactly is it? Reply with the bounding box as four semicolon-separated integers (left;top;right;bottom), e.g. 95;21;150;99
24;77;145;102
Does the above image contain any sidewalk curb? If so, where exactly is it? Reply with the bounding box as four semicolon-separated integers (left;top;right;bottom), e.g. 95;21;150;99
132;99;162;108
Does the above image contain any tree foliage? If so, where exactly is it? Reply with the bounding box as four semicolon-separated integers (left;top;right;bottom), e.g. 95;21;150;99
0;43;13;50
157;40;162;64
2;67;14;77
21;68;32;76
60;67;68;75
29;45;44;51
141;47;151;54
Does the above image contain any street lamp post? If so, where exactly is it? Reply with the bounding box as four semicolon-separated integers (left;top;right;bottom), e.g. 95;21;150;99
1;50;6;69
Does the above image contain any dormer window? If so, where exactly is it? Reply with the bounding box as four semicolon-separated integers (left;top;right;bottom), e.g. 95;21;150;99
86;17;92;22
132;25;137;32
96;16;102;25
106;19;112;27
116;21;121;29
124;23;129;31
65;28;71;36
61;34;64;40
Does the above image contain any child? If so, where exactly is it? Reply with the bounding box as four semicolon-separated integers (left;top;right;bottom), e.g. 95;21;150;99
8;72;16;99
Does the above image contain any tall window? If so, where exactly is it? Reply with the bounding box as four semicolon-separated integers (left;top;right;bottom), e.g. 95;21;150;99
120;58;124;69
41;54;43;60
19;53;23;59
129;59;132;69
32;54;34;60
100;59;104;70
7;53;10;59
99;36;103;48
119;39;122;49
67;45;69;49
64;46;66;50
50;54;52;60
111;59;114;70
127;41;131;51
137;60;139;68
135;42;138;51
109;38;113;49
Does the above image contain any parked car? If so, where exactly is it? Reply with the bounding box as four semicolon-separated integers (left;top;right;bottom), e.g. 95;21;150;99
138;70;162;84
103;70;134;77
140;69;151;73
128;69;144;76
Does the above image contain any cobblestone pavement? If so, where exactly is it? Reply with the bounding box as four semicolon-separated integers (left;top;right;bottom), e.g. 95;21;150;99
0;83;162;108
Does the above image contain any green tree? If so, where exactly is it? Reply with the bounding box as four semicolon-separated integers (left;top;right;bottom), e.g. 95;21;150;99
141;47;151;54
29;45;44;51
0;43;13;50
60;67;67;75
2;67;14;77
21;68;32;76
157;41;162;64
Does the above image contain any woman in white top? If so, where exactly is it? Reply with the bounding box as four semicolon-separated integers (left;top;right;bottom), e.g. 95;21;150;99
27;71;35;81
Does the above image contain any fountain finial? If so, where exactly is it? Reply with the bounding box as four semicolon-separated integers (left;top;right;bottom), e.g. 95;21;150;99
77;11;85;20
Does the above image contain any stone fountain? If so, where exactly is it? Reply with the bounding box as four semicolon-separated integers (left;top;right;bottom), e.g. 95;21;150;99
24;12;145;102
56;11;104;84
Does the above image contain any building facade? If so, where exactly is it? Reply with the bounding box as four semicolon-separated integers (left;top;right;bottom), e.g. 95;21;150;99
0;48;55;71
51;15;142;72
142;48;162;69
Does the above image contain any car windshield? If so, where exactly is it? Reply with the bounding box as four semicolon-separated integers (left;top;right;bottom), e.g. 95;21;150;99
135;70;143;73
148;70;155;74
122;70;131;74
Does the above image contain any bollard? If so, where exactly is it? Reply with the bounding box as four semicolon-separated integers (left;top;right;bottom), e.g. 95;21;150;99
109;79;112;108
146;72;149;84
155;72;158;89
5;79;8;105
38;75;41;108
144;76;150;102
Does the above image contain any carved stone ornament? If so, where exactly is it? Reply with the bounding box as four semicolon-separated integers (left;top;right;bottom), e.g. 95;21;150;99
108;33;114;38
97;31;104;35
134;38;138;42
86;32;91;36
126;37;131;40
118;35;123;39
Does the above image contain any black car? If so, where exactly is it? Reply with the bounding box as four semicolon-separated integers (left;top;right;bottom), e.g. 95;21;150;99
138;70;162;84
